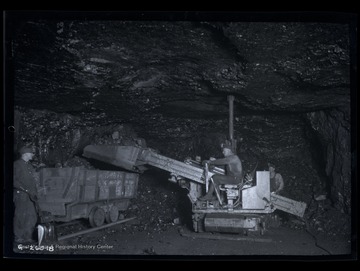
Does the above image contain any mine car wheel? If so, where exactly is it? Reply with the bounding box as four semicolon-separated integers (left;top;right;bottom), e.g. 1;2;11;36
89;207;106;228
105;205;119;223
196;219;205;233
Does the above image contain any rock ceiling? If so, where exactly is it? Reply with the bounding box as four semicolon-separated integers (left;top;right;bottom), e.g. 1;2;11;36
8;13;354;124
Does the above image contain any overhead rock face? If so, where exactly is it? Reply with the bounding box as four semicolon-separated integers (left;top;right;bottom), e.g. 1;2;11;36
12;21;350;114
8;16;353;234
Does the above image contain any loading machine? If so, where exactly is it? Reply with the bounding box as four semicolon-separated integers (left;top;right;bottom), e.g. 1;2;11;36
82;144;307;235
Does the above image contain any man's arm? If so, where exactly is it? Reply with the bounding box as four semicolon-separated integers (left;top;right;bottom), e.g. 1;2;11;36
275;173;284;193
209;156;233;166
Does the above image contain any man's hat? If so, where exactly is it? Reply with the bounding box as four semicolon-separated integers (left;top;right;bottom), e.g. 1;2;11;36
221;141;232;150
268;163;275;168
19;146;35;155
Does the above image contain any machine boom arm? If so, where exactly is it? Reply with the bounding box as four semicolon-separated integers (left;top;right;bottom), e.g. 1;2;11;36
270;193;307;218
137;149;205;184
83;145;206;184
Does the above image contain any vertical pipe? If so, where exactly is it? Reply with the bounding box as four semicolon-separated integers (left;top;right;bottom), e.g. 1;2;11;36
227;95;236;153
228;95;234;141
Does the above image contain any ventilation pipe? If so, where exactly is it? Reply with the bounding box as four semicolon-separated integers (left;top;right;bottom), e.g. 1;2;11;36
228;95;237;153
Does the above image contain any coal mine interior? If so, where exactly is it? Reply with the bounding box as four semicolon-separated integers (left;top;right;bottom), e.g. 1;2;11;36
4;11;356;257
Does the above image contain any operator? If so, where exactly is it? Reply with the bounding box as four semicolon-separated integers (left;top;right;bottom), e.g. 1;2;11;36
13;146;39;245
268;163;284;194
199;142;244;201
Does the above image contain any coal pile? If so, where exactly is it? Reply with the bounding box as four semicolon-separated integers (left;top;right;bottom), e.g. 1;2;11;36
122;169;183;234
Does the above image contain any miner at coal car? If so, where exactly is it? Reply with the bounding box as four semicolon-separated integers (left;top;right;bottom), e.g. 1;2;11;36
13;146;39;245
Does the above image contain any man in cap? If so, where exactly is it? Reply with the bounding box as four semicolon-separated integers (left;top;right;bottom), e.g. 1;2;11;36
268;163;284;194
199;142;244;201
13;145;39;245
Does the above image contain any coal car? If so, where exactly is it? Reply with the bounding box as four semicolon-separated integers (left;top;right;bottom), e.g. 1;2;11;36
36;167;139;227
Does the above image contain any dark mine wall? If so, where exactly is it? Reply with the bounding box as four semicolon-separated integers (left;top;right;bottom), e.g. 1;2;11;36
305;107;351;214
13;108;140;168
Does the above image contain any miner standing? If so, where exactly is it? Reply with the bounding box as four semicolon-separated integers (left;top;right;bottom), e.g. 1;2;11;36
268;162;284;194
13;146;39;244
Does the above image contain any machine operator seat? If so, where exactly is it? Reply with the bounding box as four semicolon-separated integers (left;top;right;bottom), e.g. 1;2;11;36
219;184;242;210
